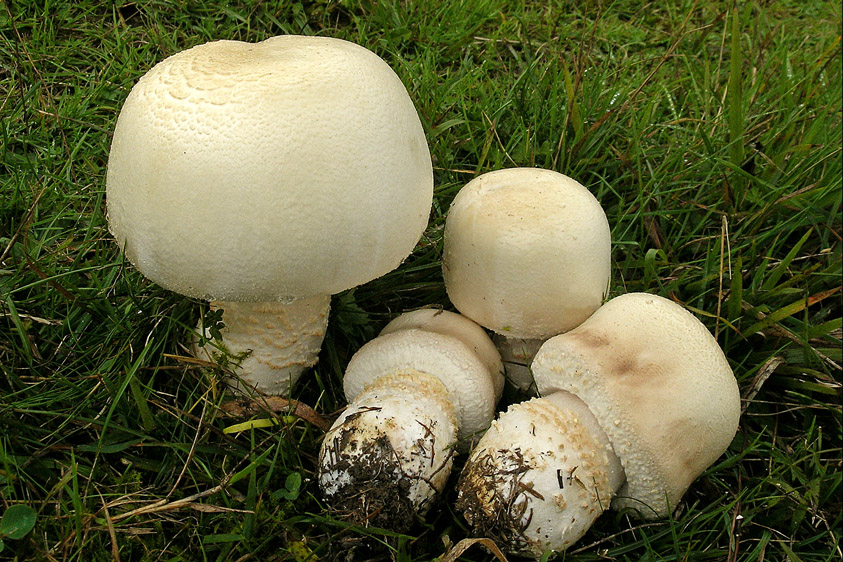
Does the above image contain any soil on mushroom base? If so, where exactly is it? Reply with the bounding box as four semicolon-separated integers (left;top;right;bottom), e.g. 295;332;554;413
320;427;419;533
455;447;541;556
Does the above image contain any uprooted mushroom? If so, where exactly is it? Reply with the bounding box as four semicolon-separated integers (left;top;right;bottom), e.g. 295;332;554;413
456;293;741;557
318;309;503;531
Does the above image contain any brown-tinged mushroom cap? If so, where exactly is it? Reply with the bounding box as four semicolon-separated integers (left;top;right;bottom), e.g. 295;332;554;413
531;293;741;517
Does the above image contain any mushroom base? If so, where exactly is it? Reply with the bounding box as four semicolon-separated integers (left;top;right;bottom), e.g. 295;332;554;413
192;295;331;395
318;372;458;531
456;391;624;558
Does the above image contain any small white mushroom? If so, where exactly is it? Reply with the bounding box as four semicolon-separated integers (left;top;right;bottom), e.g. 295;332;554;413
318;309;503;531
458;392;624;556
106;36;433;395
456;293;741;557
442;168;610;393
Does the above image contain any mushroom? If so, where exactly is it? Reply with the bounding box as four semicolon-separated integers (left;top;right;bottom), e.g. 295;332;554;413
106;36;433;395
456;293;741;557
442;168;610;393
318;309;503;531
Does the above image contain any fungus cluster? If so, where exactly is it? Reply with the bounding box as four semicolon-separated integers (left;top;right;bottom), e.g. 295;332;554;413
456;293;740;556
441;170;740;557
107;34;740;560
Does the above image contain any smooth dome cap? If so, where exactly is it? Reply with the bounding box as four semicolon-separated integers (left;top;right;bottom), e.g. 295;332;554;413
380;308;505;402
443;168;611;339
531;293;741;517
107;35;433;301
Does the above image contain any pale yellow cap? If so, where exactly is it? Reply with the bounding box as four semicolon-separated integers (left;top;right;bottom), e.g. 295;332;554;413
107;36;433;301
443;168;610;339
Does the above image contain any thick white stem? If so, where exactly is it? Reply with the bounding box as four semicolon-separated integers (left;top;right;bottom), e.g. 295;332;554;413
318;371;458;530
456;391;624;557
192;295;331;395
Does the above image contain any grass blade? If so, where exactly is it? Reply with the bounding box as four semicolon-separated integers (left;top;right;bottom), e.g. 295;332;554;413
728;6;745;206
761;229;814;291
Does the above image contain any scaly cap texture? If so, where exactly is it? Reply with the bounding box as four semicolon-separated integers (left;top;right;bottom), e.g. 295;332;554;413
380;308;505;401
531;293;741;517
107;36;433;301
343;328;498;441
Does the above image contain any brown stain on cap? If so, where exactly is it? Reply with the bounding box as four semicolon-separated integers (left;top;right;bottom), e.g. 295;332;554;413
567;329;645;379
566;329;610;350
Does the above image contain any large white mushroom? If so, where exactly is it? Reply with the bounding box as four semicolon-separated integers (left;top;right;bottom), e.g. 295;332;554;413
106;36;433;395
318;309;503;531
442;168;610;393
456;293;741;557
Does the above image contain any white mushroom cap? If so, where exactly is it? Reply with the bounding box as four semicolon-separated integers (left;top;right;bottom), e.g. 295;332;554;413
343;327;498;441
107;35;433;302
442;168;610;340
380;308;505;401
457;391;623;557
531;293;741;518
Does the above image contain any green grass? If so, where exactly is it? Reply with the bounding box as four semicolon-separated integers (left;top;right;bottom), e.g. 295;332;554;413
1;0;840;560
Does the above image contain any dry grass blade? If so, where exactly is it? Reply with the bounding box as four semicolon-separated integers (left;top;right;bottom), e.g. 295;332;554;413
741;355;786;414
439;537;510;562
220;396;332;432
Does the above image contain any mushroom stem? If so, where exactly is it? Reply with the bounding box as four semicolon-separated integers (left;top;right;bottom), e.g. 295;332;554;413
193;295;331;395
318;371;458;531
493;334;543;395
456;390;624;558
